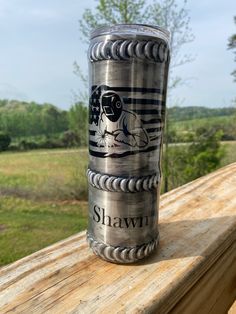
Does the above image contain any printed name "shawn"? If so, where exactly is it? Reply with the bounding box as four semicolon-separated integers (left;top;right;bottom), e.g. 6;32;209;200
92;205;149;228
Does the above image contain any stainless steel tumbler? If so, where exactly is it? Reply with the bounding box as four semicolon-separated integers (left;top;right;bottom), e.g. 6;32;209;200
87;24;170;263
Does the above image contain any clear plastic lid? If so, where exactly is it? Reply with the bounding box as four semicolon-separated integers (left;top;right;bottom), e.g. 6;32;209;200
90;24;170;45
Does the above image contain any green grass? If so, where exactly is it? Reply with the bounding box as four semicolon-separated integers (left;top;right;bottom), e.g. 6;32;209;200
0;196;87;266
0;148;88;200
0;148;89;266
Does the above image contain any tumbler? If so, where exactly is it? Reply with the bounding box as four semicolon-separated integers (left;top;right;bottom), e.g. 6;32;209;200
87;24;170;263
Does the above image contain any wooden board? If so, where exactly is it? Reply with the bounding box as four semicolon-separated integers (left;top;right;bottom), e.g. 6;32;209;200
170;242;236;314
0;163;236;313
229;301;236;314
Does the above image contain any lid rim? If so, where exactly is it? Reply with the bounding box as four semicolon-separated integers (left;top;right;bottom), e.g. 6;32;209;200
90;23;170;43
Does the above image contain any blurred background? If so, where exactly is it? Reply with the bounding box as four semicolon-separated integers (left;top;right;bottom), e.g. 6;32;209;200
0;0;235;266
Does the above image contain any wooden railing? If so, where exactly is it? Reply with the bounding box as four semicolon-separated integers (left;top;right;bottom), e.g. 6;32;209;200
0;163;236;313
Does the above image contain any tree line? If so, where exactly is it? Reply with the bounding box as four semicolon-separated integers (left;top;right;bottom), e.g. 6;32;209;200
0;100;68;137
168;106;235;121
0;99;87;151
0;98;235;152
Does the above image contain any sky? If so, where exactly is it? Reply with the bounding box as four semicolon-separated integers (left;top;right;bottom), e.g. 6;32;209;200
0;0;235;109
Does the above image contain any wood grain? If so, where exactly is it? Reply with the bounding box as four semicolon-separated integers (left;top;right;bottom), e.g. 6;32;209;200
0;163;236;314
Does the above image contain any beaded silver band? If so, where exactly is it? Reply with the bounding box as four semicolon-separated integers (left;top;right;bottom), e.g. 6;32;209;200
87;169;160;193
87;233;159;264
88;39;169;63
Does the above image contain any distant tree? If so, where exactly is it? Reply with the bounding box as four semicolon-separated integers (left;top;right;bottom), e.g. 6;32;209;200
79;0;149;41
41;105;62;135
68;103;88;146
148;0;194;89
0;100;69;140
78;0;194;93
228;16;236;81
0;132;11;151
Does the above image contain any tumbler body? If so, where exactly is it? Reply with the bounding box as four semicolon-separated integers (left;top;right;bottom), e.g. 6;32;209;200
87;24;170;263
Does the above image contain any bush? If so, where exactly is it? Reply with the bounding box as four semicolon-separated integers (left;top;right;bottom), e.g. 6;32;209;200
37;138;64;149
184;129;225;180
221;133;236;141
8;135;69;151
0;132;11;151
162;128;225;193
18;140;39;151
8;144;19;152
61;130;80;147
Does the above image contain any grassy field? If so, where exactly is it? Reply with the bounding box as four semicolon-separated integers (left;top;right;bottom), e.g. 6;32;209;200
0;143;236;266
0;149;88;200
0;148;88;266
0;197;87;265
